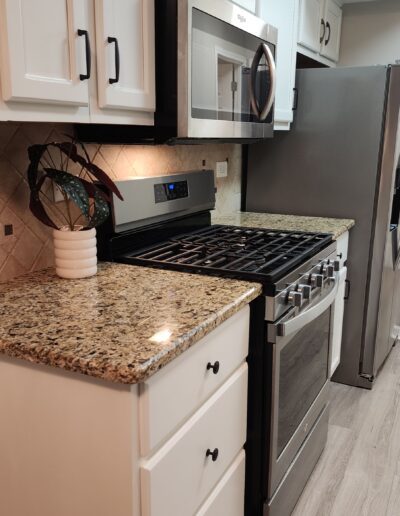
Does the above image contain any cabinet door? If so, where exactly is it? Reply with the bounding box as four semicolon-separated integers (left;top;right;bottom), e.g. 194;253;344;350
320;0;342;62
0;0;89;106
94;0;155;112
259;0;298;130
298;0;325;54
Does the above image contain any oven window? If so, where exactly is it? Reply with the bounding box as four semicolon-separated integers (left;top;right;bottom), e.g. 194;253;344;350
277;308;330;457
191;8;274;124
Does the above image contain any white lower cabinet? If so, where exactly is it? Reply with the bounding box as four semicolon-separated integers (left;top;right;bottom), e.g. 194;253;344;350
0;306;250;516
141;365;248;516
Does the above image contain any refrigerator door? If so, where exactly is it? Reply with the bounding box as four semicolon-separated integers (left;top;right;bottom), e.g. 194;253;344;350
246;66;400;387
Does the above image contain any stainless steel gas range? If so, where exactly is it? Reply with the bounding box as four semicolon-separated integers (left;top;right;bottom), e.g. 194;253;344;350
97;170;340;516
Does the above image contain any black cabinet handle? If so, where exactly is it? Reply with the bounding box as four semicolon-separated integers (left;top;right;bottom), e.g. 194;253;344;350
344;279;351;300
206;448;219;462
320;19;326;44
78;29;91;81
207;361;220;375
325;22;331;45
108;36;120;84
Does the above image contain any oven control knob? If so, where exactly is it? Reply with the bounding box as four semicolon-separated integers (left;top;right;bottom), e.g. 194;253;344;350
287;290;303;307
298;284;312;300
333;259;341;272
310;273;323;287
321;263;334;277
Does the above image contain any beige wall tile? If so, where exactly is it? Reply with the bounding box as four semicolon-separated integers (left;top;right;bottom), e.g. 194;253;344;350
0;123;242;283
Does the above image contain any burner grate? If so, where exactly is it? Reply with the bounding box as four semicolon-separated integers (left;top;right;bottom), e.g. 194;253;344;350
122;225;333;284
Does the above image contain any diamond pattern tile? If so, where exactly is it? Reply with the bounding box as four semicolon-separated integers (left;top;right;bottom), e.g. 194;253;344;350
0;122;242;283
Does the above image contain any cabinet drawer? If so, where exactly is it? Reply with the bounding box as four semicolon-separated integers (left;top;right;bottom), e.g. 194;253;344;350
140;364;248;516
196;450;245;516
139;306;249;455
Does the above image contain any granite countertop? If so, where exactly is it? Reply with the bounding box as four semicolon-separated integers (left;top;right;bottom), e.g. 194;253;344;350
212;212;355;240
0;263;261;384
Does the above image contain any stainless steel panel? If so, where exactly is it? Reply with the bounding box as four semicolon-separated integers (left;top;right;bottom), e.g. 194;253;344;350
246;66;396;387
265;404;329;516
111;170;215;232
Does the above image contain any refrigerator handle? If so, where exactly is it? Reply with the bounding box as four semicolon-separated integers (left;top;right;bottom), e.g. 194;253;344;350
344;279;351;301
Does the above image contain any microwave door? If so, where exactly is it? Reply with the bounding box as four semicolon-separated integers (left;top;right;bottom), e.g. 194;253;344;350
189;7;276;139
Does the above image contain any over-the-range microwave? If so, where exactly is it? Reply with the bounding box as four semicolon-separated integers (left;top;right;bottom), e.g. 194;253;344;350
77;0;277;145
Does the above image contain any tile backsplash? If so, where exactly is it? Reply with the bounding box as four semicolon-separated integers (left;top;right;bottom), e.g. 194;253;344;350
0;122;242;283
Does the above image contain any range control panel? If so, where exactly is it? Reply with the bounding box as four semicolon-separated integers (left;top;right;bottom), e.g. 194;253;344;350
154;180;189;203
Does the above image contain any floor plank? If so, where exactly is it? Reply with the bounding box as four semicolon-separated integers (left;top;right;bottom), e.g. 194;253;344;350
292;343;400;516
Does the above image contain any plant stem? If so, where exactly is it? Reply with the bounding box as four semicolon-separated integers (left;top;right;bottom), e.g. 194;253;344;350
63;192;74;231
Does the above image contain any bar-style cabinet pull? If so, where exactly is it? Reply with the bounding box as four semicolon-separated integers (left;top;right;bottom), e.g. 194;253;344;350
78;29;91;81
108;36;120;84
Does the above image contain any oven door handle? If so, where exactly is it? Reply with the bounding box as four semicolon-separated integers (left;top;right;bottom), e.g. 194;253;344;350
277;272;343;338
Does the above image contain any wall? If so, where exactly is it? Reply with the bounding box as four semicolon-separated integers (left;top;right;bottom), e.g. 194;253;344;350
339;1;400;66
0;122;242;283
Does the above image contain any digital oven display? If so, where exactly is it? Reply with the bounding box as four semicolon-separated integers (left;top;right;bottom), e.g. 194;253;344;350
154;181;189;203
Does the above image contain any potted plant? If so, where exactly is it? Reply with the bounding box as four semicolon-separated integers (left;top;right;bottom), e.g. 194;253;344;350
27;140;123;279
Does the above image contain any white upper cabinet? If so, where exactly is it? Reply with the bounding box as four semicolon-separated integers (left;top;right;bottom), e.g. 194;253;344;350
320;0;342;62
0;0;155;124
298;0;342;64
298;0;325;54
259;0;299;131
0;0;89;107
94;0;155;113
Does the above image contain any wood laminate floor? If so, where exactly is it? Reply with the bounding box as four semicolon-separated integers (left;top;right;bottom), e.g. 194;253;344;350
292;343;400;516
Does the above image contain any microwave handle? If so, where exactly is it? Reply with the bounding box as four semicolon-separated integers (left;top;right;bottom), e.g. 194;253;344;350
250;43;277;121
276;271;344;338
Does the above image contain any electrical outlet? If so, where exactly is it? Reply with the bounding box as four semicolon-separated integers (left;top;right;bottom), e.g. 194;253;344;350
4;224;13;236
216;160;228;178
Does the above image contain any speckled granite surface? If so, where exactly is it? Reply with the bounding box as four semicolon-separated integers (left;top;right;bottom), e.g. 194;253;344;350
0;263;261;384
212;212;355;240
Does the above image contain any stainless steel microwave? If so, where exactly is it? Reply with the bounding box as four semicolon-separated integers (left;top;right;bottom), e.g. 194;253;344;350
155;0;278;142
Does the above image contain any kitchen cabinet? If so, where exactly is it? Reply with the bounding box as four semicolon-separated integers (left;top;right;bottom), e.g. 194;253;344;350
298;0;342;65
93;0;155;121
0;0;155;124
0;0;89;107
330;230;349;377
0;306;250;516
298;0;325;54
320;0;342;62
259;0;299;130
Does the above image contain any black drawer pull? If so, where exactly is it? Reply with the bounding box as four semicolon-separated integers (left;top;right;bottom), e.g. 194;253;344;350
206;448;219;462
207;361;220;374
78;29;91;81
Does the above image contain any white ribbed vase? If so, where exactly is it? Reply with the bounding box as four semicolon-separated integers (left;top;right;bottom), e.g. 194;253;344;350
53;227;97;279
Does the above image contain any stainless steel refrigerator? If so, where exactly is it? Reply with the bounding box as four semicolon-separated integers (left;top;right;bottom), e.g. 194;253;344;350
245;65;400;389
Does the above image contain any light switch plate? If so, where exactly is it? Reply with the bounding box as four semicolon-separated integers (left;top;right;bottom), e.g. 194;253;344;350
216;160;228;178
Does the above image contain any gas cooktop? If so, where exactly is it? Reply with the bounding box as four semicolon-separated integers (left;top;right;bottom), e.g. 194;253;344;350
121;225;333;285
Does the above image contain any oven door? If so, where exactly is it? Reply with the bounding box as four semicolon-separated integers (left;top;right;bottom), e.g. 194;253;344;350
266;278;338;498
178;0;277;139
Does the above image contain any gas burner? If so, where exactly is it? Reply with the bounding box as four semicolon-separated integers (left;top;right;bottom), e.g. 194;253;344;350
123;225;333;284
